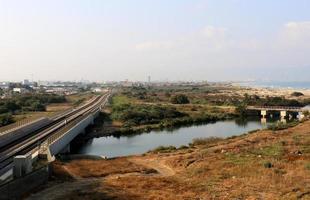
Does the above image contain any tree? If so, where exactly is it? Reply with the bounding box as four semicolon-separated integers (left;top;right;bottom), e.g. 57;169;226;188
30;101;45;112
170;94;190;104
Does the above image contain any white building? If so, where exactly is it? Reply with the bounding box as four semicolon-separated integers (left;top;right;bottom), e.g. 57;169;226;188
13;88;29;94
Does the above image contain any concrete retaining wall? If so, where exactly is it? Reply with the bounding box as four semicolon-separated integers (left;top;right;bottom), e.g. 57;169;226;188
0;166;49;200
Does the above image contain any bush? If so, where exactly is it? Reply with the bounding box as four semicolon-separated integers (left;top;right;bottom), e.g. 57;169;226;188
264;162;273;168
111;104;188;126
291;92;304;97
192;137;223;146
0;114;14;126
178;145;189;150
149;146;177;153
235;103;247;117
240;95;305;107
268;121;299;131
170;94;190;104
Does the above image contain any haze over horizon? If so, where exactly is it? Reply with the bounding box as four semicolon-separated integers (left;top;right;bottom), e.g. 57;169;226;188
0;0;310;82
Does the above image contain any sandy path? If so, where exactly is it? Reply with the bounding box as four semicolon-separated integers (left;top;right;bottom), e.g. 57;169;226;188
128;157;175;176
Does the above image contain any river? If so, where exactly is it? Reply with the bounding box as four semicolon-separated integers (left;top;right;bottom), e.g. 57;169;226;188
75;118;272;158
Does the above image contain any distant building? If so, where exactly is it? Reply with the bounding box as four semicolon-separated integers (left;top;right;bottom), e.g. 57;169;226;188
92;88;103;93
22;79;30;86
13;87;29;94
0;82;9;89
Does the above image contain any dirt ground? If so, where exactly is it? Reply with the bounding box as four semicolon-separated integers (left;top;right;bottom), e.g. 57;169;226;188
27;120;310;200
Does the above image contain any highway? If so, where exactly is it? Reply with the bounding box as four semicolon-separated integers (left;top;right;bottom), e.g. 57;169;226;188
0;92;110;177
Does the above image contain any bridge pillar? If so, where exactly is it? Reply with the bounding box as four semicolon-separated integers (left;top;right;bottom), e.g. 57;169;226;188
13;155;32;178
261;110;267;118
280;111;287;118
298;112;305;121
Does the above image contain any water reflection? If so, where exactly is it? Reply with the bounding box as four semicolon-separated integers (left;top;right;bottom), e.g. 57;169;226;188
261;117;267;125
280;118;287;124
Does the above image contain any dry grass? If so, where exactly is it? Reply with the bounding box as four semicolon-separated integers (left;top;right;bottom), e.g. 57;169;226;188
46;103;71;112
53;158;156;178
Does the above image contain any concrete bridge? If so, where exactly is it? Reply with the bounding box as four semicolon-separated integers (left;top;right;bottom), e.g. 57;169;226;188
0;92;111;181
247;105;308;122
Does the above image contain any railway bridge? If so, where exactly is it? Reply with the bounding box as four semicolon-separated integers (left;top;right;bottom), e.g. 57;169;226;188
0;91;111;181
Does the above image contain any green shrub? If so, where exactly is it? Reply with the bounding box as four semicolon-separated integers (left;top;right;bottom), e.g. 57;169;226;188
111;103;187;127
235;103;247;117
0;114;14;127
291;92;304;97
268;121;299;131
192;137;223;146
178;145;189;150
170;94;190;104
149;146;177;153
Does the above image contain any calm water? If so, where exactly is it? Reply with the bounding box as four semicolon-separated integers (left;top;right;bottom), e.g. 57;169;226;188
76;119;270;158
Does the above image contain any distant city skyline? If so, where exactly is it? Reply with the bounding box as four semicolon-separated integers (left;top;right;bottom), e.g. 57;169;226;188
0;0;310;82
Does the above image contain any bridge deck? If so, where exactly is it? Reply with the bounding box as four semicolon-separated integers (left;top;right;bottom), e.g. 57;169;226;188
247;106;304;112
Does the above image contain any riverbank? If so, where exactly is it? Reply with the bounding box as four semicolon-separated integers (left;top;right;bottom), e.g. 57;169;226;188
28;119;310;199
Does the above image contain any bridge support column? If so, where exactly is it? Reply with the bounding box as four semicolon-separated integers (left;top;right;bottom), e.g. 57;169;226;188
261;110;267;118
13;155;32;178
298;112;305;121
280;111;287;118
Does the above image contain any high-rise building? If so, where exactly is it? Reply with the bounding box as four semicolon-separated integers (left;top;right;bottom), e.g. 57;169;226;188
22;79;30;86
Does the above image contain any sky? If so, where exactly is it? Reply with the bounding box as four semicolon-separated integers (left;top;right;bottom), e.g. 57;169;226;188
0;0;310;82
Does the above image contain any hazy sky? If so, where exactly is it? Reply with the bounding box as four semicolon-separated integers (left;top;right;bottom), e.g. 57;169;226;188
0;0;310;82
